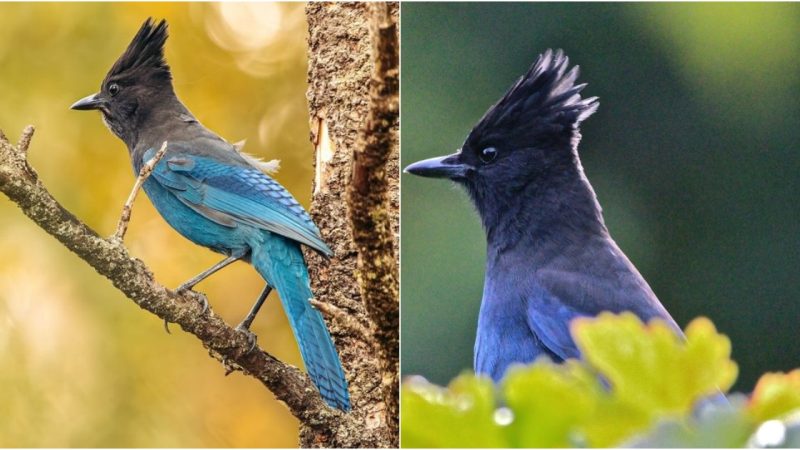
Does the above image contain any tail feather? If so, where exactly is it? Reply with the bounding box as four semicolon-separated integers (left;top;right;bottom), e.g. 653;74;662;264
251;233;351;410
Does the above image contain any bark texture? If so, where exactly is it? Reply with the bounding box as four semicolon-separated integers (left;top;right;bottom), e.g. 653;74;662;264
305;2;399;447
349;1;400;397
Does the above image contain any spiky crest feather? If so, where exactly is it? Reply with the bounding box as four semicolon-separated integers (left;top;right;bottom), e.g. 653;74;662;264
105;18;171;84
467;49;598;149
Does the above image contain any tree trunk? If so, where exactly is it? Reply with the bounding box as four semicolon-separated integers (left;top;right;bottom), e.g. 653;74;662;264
303;2;399;448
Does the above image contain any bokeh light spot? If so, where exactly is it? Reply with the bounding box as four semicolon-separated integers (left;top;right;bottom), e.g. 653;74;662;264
209;3;283;52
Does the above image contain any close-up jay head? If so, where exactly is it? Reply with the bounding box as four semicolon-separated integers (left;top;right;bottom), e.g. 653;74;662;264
71;19;172;147
406;50;602;240
406;51;599;218
400;4;800;415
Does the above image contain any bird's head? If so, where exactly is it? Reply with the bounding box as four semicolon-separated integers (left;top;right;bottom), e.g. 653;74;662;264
71;18;174;144
405;49;599;209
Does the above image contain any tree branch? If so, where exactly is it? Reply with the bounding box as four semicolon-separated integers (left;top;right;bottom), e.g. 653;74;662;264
347;0;400;418
0;126;354;431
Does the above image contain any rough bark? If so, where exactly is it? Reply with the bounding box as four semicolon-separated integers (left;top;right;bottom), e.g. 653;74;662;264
349;1;400;397
347;3;400;434
304;2;399;447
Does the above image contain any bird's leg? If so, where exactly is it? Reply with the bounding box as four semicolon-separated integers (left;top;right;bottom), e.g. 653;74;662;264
165;249;249;333
235;283;273;353
175;249;249;293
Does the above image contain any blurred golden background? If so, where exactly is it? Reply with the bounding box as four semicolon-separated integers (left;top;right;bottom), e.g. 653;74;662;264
0;3;315;446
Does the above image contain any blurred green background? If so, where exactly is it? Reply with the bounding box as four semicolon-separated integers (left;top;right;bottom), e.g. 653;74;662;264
0;3;313;447
401;3;800;393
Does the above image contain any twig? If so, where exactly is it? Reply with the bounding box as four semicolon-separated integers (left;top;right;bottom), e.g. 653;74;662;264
0;127;349;428
311;298;373;342
16;125;34;155
113;140;169;242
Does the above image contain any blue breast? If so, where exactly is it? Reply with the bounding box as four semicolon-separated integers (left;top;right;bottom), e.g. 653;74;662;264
474;280;555;382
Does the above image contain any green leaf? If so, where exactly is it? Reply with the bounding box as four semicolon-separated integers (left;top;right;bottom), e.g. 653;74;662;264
502;360;602;447
400;314;798;448
748;370;800;422
572;313;738;413
401;373;506;448
623;395;754;447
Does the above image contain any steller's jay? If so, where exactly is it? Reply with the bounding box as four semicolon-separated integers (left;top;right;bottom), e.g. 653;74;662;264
405;49;683;382
71;18;350;410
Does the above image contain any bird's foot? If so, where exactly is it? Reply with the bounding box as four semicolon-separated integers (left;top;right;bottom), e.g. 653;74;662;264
194;294;209;315
163;287;209;336
173;285;209;315
235;324;258;353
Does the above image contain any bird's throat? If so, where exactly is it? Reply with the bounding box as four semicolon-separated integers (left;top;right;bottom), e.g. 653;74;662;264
480;177;607;257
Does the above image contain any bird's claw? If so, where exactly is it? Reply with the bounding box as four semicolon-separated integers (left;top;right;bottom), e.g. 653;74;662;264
162;288;207;335
195;295;209;315
235;324;258;353
174;285;209;315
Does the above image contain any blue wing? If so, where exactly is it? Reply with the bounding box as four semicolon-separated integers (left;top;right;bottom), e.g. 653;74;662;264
144;147;333;257
525;288;585;362
526;268;683;362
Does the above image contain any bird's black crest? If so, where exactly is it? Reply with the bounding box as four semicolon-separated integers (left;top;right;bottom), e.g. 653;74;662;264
106;18;171;82
468;49;598;148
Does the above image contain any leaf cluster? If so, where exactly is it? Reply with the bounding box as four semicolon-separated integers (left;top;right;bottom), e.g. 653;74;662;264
401;313;800;448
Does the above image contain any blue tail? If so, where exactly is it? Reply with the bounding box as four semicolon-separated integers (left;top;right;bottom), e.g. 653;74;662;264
250;231;351;410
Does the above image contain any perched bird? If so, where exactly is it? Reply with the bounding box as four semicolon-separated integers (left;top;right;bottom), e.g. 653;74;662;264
71;18;350;410
405;49;682;382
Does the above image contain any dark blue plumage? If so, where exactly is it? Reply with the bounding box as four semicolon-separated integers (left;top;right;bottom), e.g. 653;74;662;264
405;49;682;382
71;18;350;410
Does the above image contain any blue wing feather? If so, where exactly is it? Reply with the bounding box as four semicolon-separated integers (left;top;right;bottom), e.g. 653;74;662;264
145;148;333;256
526;268;684;362
525;287;586;361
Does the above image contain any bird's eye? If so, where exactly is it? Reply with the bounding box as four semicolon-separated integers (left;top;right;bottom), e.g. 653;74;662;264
479;147;498;163
108;83;120;96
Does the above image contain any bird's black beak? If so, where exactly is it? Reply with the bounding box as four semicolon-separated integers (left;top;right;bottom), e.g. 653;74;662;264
404;152;470;179
70;93;105;111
